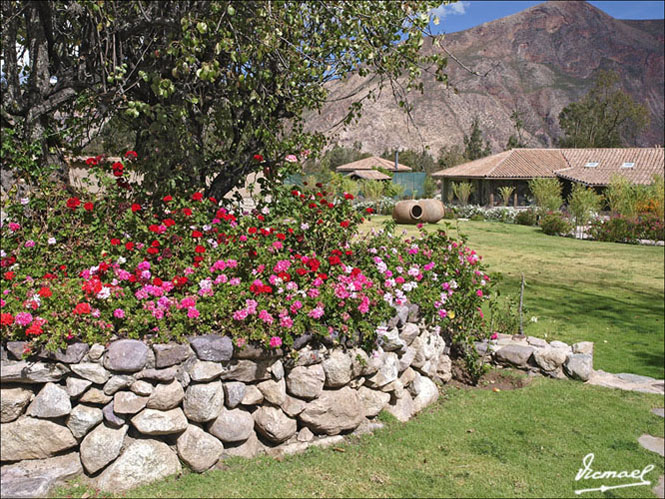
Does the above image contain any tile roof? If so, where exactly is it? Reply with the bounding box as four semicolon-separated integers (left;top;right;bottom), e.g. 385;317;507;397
557;148;665;186
336;156;412;172
347;169;392;180
432;149;562;179
432;148;665;186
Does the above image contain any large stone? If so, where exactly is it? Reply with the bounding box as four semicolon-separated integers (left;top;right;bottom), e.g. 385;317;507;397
437;355;452;382
385;391;415;422
183;381;225;422
66;377;92;398
103;374;135;395
103;339;150;372
379;327;406;352
1;360;68;383
0;452;82;499
219;359;272;382
322;350;353;388
189;335;233;362
395;304;409;327
80;423;128;474
563;354;593;381
223;381;246;408
187;360;225;382
234;343;283;360
1;417;77;461
400;323;420;346
253;406;297;443
147;379;184;410
366;352;399;388
241;384;264;405
299;386;364;435
66;404;103;439
131;408;188;435
70;362;110;384
412;332;445;368
399;367;417;387
79;387;112;405
54;343;90;364
114;391;149;414
550;340;571;350
494;345;535;368
412;376;439;413
293;345;324;366
533;347;568;372
177;424;224;472
220;432;264;459
297;426;315;442
102;401;126;428
130;380;154;396
94;440;181;492
286;364;325;400
638;434;665;457
27;382;71;419
134;366;178;382
350;348;373;377
357;386;390;418
526;336;549;348
6;341;29;359
208;407;255;443
1;386;33;423
281;395;307;417
257;378;287;405
153;343;192;368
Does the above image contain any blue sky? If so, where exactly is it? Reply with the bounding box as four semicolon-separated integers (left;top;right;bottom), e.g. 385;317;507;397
429;1;665;34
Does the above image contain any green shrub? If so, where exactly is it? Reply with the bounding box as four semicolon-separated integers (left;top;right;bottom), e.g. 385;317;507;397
515;209;538;226
528;178;563;213
469;213;485;221
588;214;664;243
539;212;572;236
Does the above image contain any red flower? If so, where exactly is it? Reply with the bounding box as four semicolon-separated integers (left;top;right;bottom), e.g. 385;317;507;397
195;245;206;254
3;271;15;280
147;247;159;255
278;272;291;282
276;233;286;240
253;154;264;162
84;202;94;212
125;242;135;251
26;324;43;336
153;277;163;286
151;240;160;248
257;215;265;221
131;203;141;212
318;272;328;280
124;150;138;159
365;207;374;214
208;197;217;204
328;255;341;265
173;276;188;287
1;313;14;326
67;197;80;209
163;218;175;227
85;157;98;166
73;302;91;315
113;169;124;177
296;268;308;276
308;203;317;209
149;224;160;233
340;220;350;228
183;208;193;216
163;195;173;203
38;287;52;298
344;193;354;200
307;258;320;272
191;192;204;201
291;190;299;196
191;230;203;238
248;227;257;235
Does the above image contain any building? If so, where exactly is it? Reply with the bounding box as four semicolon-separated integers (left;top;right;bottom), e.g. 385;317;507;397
432;148;665;206
335;156;412;179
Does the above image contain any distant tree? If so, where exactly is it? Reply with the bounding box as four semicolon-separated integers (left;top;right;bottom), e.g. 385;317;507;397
463;117;492;161
528;177;563;213
307;142;372;173
568;183;602;238
436;144;465;169
558;70;650;148
505;110;528;150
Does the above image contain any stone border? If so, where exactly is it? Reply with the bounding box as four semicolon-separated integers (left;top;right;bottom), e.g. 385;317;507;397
1;306;451;496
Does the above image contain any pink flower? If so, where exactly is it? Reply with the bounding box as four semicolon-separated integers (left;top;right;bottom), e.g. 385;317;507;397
233;308;249;321
8;222;20;232
187;308;200;319
15;312;33;326
308;305;324;319
180;297;196;308
476;289;483;297
259;309;274;324
24;240;35;248
284;154;298;163
280;315;293;329
137;261;151;271
490;332;498;340
290;300;303;314
270;336;283;348
236;338;246;348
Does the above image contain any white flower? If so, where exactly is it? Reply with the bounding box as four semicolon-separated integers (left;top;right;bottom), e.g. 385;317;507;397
203;224;211;231
96;287;111;300
47;237;56;245
0;250;5;258
530;316;539;323
261;206;270;215
300;223;310;230
20;198;29;205
116;256;127;265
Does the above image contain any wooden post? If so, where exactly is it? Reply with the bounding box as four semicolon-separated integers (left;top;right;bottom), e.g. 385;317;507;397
513;191;518;208
489;192;494;208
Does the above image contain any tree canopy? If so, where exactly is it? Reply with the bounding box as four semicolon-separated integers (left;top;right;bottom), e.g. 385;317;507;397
558;70;650;148
463;116;491;161
1;0;450;201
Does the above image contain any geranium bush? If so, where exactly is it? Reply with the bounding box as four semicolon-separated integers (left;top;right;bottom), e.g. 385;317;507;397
1;152;492;374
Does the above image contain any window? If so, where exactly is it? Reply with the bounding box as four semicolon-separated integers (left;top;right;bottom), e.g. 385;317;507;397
584;162;599;168
621;162;635;168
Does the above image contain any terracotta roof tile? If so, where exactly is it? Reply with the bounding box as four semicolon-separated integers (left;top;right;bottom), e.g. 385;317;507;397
347;169;392;180
336;156;412;172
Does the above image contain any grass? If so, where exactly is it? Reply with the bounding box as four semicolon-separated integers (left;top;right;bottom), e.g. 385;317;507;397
360;217;665;379
56;375;664;498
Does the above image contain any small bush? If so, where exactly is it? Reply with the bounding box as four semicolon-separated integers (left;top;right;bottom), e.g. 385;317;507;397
540;212;572;236
515;209;538;226
589;214;664;243
470;213;485;221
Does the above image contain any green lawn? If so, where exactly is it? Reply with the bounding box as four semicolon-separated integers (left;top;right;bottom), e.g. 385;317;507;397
362;217;665;379
57;375;664;498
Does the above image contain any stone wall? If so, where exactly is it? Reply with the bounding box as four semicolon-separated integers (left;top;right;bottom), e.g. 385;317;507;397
0;307;451;496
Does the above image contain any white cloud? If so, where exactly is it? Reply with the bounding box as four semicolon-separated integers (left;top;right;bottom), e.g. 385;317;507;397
430;1;470;19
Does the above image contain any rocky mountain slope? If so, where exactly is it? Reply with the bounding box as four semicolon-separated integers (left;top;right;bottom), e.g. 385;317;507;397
305;1;664;156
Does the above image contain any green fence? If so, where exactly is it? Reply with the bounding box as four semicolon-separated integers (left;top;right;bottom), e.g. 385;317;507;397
392;172;426;198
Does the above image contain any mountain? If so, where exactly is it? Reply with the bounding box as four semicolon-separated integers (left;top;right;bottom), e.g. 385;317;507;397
305;1;664;156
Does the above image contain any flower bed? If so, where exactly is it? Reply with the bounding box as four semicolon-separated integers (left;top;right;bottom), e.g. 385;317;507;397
1;154;490;367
